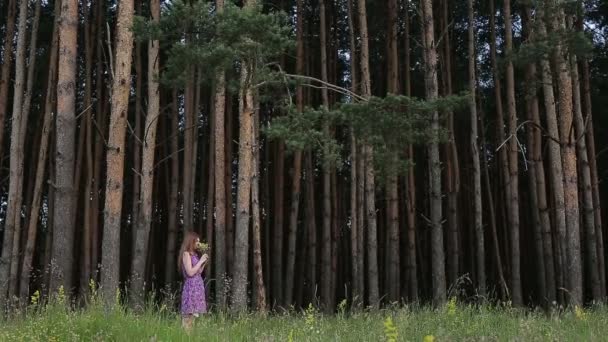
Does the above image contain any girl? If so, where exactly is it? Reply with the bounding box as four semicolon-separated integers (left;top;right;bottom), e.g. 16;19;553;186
178;230;208;331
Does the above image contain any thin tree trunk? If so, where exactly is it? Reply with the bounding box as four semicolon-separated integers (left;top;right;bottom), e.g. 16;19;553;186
467;0;485;297
421;0;446;305
130;0;160;307
284;0;305;308
571;53;600;301
356;0;379;309
226;94;235;281
346;0;362;307
165;90;180;286
20;0;60;300
305;152;317;303
580;58;605;297
272;138;285;307
318;0;334;311
502;0;522;306
251;98;266;313
403;8;418;302
0;0;16;163
101;0;135;300
213;0;227;311
386;0;400;303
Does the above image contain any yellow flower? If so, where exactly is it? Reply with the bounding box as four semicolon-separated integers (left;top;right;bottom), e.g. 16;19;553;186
195;241;209;254
384;316;398;342
423;335;435;342
574;306;588;321
446;297;457;316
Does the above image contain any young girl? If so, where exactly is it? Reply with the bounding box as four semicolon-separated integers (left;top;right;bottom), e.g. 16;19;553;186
178;231;208;331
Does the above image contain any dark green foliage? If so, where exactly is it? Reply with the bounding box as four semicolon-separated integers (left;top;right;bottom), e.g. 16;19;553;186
266;93;468;175
133;1;293;88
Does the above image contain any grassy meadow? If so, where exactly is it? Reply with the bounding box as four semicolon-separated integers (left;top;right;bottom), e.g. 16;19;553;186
2;294;608;342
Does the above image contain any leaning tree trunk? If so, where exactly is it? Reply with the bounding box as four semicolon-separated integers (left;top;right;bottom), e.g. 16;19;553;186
130;0;160;308
101;0;135;301
20;0;60;300
0;0;31;305
421;0;446;305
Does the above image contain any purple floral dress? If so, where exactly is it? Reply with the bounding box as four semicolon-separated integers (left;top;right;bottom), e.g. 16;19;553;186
181;253;207;316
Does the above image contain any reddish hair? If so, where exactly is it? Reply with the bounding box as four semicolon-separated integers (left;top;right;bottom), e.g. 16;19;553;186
178;230;199;272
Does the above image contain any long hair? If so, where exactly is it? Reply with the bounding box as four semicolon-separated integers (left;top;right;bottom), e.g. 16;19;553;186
178;230;199;272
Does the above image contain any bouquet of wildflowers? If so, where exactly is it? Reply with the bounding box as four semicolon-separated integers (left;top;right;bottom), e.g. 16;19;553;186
195;241;209;255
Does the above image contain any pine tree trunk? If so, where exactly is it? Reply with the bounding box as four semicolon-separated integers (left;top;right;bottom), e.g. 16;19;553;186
272;139;285;307
251;99;266;312
305;152;317;303
130;0;160;307
549;7;582;305
356;0;379;309
346;0;362;307
0;0;16;163
580;58;605;297
101;0;135;300
421;0;446;305
232;0;256;308
165;90;180;286
571;53;601;301
502;0;522;306
20;0;60;300
131;5;143;247
467;0;485;297
91;0;106;280
537;7;568;305
284;0;305;308
385;0;400;303
318;0;334;311
213;0;227;311
225;94;235;280
440;0;459;287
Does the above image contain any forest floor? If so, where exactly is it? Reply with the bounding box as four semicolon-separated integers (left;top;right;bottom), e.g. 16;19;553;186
2;298;608;341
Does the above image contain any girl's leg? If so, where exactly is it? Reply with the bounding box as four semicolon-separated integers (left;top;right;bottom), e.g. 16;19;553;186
182;315;194;332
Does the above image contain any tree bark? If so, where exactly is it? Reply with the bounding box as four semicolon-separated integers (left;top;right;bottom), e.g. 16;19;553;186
20;0;60;300
385;0;400;303
232;0;256;309
165;90;180;286
251;97;266;313
421;0;446;305
284;0;305;308
537;6;568;305
467;0;485;297
356;0;379;309
571;53;600;301
502;0;522;306
549;6;582;305
130;0;160;307
0;0;16;163
101;0;135;300
213;0;227;311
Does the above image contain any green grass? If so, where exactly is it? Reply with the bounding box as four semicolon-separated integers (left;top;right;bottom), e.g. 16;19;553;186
2;298;608;341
